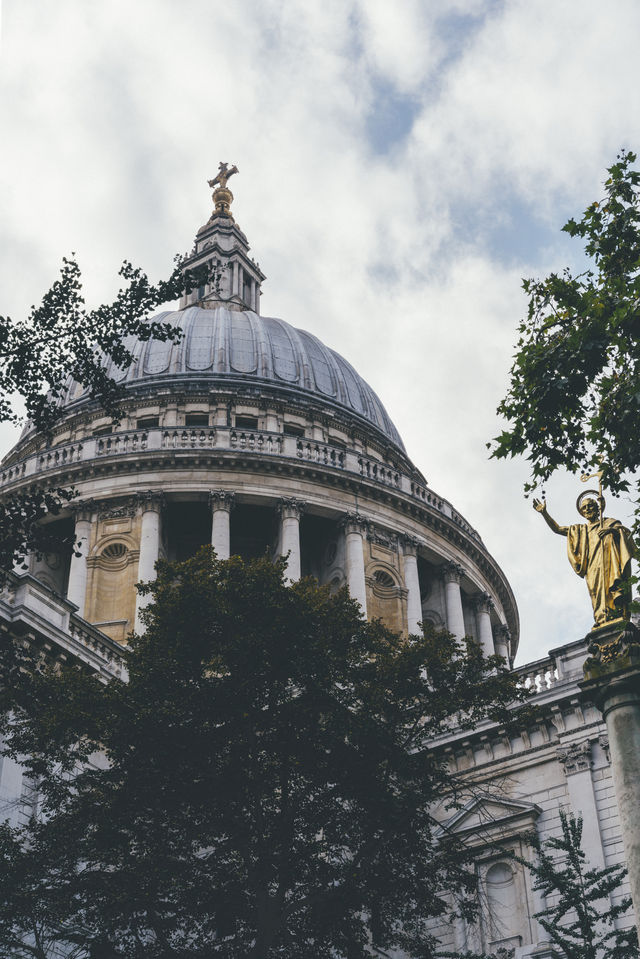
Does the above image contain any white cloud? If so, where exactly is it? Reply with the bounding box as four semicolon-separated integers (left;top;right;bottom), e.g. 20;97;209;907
1;0;638;664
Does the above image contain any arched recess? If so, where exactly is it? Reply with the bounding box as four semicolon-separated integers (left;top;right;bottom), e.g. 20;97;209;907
366;564;407;634
86;535;140;644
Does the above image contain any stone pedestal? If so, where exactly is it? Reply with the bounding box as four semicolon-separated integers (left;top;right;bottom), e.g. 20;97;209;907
581;622;640;934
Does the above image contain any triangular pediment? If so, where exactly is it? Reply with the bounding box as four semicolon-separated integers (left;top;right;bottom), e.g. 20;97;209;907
439;795;541;840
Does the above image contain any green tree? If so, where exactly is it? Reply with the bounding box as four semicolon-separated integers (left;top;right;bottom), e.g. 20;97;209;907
492;150;640;529
0;254;212;572
0;549;529;959
517;811;639;959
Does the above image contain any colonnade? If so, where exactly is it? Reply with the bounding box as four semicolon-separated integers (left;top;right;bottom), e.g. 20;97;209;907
63;495;502;653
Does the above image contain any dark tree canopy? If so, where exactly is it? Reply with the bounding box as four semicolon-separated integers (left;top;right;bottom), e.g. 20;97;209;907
0;550;529;959
0;253;213;572
492;150;640;521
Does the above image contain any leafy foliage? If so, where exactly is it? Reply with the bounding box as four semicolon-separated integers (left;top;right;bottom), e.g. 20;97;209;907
0;253;214;573
492;150;640;518
515;811;639;959
0;549;530;959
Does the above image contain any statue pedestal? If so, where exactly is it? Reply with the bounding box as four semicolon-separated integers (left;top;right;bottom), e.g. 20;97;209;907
581;622;640;935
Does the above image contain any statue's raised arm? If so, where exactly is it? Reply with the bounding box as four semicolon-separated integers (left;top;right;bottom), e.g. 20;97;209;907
533;498;569;536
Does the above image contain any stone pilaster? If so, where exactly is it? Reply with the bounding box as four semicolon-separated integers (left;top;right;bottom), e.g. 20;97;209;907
582;627;640;933
340;512;368;616
557;738;608;863
401;534;422;635
442;561;465;640
134;492;164;633
209;490;235;560
474;592;495;658
67;501;95;616
277;498;305;582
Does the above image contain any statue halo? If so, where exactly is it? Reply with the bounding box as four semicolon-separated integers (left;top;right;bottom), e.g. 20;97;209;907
576;489;605;514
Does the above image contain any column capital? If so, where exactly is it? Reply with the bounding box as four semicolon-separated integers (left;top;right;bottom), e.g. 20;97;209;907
70;499;96;523
399;533;420;557
209;490;236;512
277;497;306;520
442;560;465;585
473;591;494;614
557;739;593;776
339;511;368;536
136;491;165;514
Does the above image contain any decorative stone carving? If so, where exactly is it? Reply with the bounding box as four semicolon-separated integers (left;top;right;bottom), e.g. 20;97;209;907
474;591;494;614
97;496;138;519
136;491;165;513
399;533;419;556
366;525;397;550
277;498;306;520
69;499;97;523
442;560;464;585
339;512;368;536
208;490;236;512
599;734;611;764
557;740;593;775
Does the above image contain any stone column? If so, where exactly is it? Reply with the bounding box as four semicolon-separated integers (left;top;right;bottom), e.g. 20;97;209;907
134;493;164;633
209;491;235;560
401;535;422;635
67;502;94;616
582;634;640;932
494;623;512;665
557;740;608;871
442;561;465;640
474;592;495;658
340;512;368;616
277;498;305;582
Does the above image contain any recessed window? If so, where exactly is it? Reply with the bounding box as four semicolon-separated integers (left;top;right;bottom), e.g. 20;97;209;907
283;423;305;437
235;415;258;430
185;413;209;427
136;416;159;429
92;426;113;437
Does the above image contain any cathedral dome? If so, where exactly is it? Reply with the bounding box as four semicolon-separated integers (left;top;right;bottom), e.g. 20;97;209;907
61;306;405;452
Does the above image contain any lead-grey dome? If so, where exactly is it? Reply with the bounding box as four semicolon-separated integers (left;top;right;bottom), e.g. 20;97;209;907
64;306;406;451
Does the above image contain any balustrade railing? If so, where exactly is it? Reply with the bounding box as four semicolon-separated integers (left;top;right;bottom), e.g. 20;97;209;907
517;658;559;694
0;426;481;540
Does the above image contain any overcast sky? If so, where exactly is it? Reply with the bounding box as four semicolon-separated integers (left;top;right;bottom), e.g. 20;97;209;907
1;0;639;664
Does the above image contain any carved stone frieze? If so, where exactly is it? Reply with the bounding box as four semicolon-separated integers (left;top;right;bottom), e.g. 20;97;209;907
97;496;138;520
366;524;398;551
599;734;610;764
557;739;592;776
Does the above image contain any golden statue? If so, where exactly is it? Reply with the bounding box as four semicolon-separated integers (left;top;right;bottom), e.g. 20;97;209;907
533;484;635;628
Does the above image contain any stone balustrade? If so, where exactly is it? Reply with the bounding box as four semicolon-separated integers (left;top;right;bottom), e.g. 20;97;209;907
0;427;481;542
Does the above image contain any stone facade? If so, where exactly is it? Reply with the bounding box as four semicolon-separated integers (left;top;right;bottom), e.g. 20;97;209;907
0;186;635;954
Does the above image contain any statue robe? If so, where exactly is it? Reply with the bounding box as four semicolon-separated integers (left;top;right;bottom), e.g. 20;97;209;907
567;517;635;626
